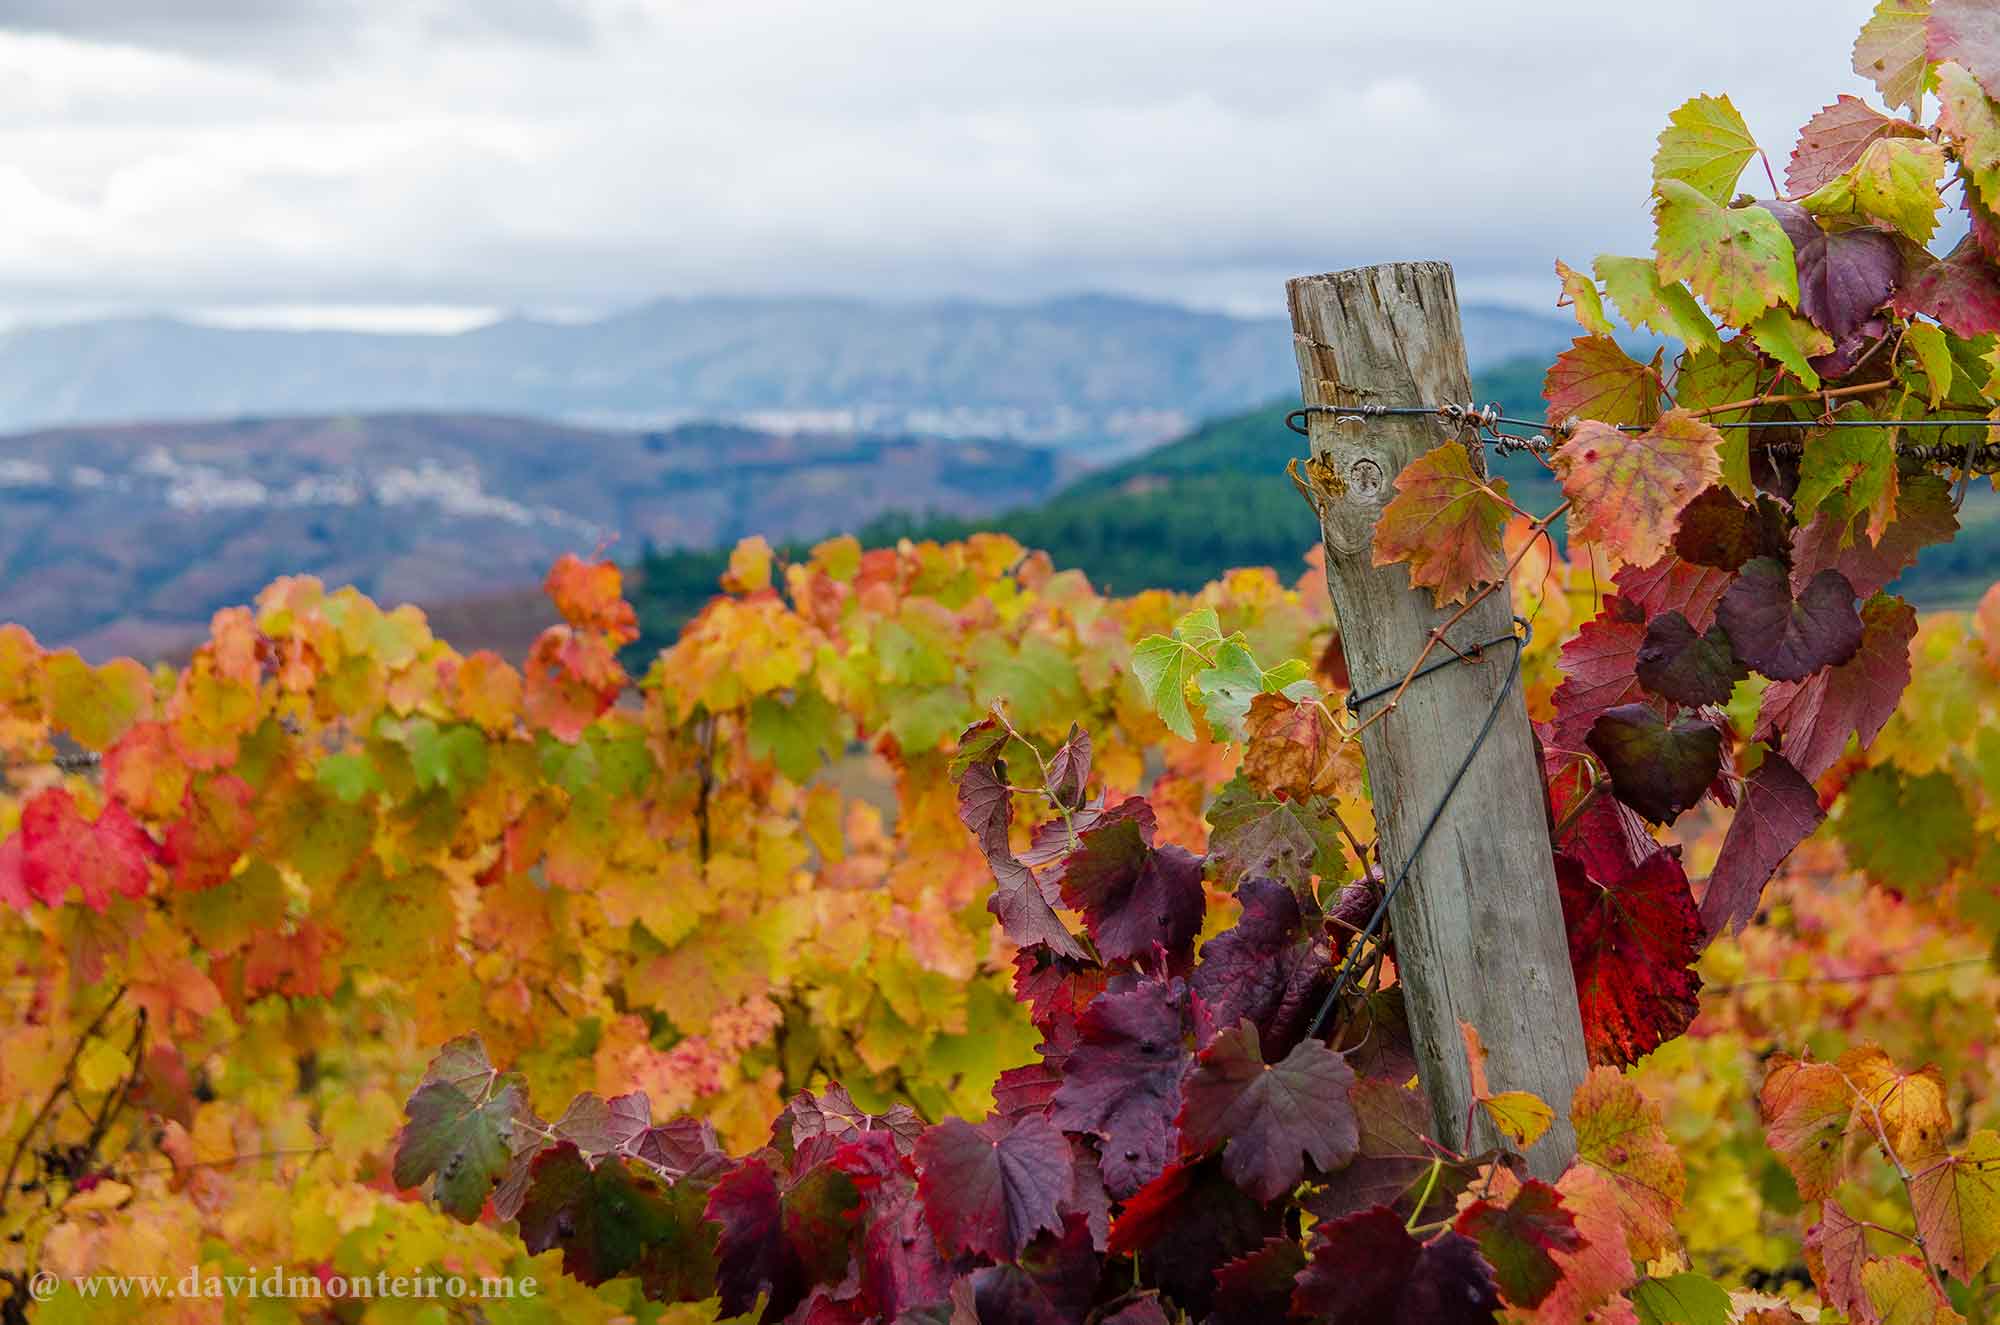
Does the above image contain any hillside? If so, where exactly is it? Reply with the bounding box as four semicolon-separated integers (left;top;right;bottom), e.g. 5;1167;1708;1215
629;356;2000;657
0;413;1073;658
0;295;1583;453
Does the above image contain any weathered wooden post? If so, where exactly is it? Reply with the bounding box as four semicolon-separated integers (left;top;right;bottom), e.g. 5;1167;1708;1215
1287;261;1588;1177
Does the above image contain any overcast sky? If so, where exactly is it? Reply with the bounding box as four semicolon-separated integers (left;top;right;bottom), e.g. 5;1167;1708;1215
0;0;1886;331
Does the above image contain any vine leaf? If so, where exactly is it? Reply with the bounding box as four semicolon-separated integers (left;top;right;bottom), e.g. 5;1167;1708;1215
1634;611;1747;708
1929;0;2000;100
1800;135;1946;244
1652;183;1799;327
1047;980;1191;1198
1846;1048;1954;1165
1717;559;1865;683
1788;94;1927;193
1853;0;1931;112
1653;93;1760;204
1861;1257;1961;1324
1550;598;1650;747
6;787;157;913
1804;1199;1871;1321
1453;1179;1585;1309
1188;877;1333;1059
392;1078;524;1221
1210;1238;1308;1325
1203;773;1347;899
914;1114;1073;1263
954;756;1088;962
1755;593;1917;782
1700;753;1827;938
1558;849;1704;1067
1910;1130;2000;1283
1792;473;1959;599
1132;636;1200;742
1543;335;1663;429
1893;233;2000;336
1555;259;1615;337
1176;1020;1358;1202
958;1215;1102;1324
1242;693;1360;805
1107;1161;1278;1319
1595;256;1722;354
1793;413;1897;541
1459;1021;1556;1149
1629;1273;1735;1325
1057;815;1205;965
1795;224;1902;339
1586;703;1723;825
1291;1207;1501;1325
709;1156;864;1323
1371;441;1513;608
1672;487;1789;572
1938;61;2000;209
1555;410;1724;570
1571;1067;1687;1259
1749;307;1831;391
518;1143;720;1301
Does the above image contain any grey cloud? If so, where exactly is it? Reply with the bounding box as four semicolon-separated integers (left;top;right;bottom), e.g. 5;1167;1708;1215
0;0;1887;324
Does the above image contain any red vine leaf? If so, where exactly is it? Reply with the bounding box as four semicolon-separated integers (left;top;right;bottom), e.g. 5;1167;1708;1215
1929;0;2000;99
1792;473;1958;600
1558;849;1704;1066
954;759;1088;962
1057;815;1206;965
1788;95;1927;193
1804;1198;1870;1322
915;1114;1073;1263
1453;1178;1585;1309
1209;1237;1308;1325
1371;441;1513;608
1176;1020;1358;1202
1108;1160;1278;1319
8;787;158;912
1717;559;1865;682
1549;597;1650;748
708;1157;863;1323
1756;591;1916;783
1188;877;1333;1060
1048;980;1191;1198
1292;1206;1501;1325
1673;487;1789;572
1586;703;1724;824
517;1144;720;1300
1892;233;2000;336
1555;410;1725;570
1635;611;1748;708
1700;754;1827;938
1543;335;1663;428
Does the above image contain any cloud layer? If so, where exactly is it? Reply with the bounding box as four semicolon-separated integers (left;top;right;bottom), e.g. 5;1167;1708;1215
0;0;1884;326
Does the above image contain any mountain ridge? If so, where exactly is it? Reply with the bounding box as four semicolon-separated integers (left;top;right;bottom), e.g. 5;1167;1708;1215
0;293;1583;450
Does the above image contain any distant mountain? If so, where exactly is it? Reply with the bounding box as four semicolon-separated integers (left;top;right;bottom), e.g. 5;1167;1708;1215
0;413;1074;658
628;355;2000;658
0;294;1584;453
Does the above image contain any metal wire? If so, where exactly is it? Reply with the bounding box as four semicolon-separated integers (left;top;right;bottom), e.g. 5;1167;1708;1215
1285;401;2000;472
1306;616;1531;1043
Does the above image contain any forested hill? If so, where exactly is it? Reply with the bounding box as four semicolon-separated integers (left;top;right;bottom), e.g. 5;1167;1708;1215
628;360;1555;650
628;354;2000;658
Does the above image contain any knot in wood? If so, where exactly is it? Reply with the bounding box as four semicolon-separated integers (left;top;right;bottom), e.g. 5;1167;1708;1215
1348;457;1385;499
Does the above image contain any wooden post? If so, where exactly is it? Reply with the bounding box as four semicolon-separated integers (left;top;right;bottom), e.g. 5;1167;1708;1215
1287;261;1588;1177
